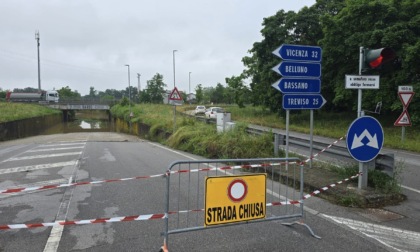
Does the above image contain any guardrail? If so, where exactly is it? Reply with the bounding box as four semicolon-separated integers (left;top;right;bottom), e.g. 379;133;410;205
245;125;394;176
186;112;394;176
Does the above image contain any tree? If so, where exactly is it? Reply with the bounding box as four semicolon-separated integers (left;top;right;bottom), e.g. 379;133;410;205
0;88;6;99
86;86;97;98
320;0;420;122
57;86;81;99
145;73;167;103
211;83;225;104
195;84;204;104
226;75;250;108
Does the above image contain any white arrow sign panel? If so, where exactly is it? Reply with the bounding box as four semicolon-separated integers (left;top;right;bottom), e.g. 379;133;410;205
351;129;379;150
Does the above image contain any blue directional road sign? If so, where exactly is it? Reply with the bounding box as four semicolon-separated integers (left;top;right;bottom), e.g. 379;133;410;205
272;44;322;62
346;116;384;162
272;61;321;78
272;78;321;94
282;94;326;110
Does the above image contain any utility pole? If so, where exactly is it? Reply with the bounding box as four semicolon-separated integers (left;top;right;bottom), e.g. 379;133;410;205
137;73;141;91
35;31;41;92
137;73;141;103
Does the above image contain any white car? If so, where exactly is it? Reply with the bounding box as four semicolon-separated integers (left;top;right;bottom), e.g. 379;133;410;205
195;105;206;115
205;107;224;118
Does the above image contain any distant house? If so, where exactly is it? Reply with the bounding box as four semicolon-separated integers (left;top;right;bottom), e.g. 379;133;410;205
186;93;196;103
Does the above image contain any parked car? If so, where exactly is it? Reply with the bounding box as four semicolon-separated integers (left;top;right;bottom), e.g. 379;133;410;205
195;105;206;115
205;107;224;118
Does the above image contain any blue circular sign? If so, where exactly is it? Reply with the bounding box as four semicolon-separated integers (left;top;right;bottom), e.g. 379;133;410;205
346;116;384;162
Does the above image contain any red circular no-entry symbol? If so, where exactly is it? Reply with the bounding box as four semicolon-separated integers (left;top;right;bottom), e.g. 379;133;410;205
227;179;248;202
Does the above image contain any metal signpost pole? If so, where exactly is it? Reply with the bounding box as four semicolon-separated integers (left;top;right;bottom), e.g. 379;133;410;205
285;110;290;170
309;110;314;168
173;50;177;133
357;47;368;189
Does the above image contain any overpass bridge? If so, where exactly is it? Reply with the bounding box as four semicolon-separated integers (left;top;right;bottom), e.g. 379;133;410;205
46;100;113;121
47;103;110;110
47;99;112;110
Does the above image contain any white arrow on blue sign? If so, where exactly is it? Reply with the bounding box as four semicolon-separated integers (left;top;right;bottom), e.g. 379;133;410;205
272;61;321;78
272;78;321;94
282;94;326;110
272;44;322;62
346;116;384;162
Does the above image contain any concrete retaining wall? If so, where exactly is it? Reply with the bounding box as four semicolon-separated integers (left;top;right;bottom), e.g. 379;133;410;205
0;114;62;142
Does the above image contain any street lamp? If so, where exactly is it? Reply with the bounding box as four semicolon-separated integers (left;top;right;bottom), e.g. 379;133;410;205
137;73;141;103
137;73;141;91
125;64;131;116
189;72;192;94
173;50;177;88
35;31;41;92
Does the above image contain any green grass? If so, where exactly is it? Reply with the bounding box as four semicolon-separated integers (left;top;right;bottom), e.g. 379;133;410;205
112;103;420;153
0;103;61;123
226;106;419;153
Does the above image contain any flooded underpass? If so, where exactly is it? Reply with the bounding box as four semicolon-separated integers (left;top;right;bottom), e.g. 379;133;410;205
44;111;114;134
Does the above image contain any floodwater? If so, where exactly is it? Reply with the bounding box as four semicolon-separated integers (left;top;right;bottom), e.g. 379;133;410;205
44;111;114;134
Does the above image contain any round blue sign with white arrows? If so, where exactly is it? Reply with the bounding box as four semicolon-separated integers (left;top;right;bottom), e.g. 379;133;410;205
346;116;384;162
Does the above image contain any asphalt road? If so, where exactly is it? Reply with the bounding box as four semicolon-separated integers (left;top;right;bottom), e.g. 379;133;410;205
0;132;419;251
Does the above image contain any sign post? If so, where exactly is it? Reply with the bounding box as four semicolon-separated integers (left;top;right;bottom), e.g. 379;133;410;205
394;86;414;142
169;87;183;133
346;116;384;189
272;44;324;168
344;47;381;189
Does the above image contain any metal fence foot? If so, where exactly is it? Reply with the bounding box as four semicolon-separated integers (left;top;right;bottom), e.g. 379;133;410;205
159;238;168;252
282;220;322;239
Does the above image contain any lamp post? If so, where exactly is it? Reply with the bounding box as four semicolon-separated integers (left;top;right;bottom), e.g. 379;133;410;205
173;50;177;88
137;73;141;103
35;31;41;92
125;64;131;112
172;50;177;133
125;64;132;132
189;72;192;94
189;72;192;104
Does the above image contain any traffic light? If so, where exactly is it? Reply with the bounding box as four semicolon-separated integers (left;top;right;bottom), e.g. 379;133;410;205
363;47;396;71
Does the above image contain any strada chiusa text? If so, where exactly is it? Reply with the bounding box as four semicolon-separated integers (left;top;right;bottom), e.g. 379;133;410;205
206;202;264;224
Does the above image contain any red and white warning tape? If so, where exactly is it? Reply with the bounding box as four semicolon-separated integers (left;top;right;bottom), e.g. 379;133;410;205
0;213;165;230
0;163;283;194
1;135;345;195
303;136;345;164
301;172;362;201
0;172;361;231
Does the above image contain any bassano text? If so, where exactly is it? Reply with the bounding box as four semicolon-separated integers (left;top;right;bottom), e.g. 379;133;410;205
284;81;309;90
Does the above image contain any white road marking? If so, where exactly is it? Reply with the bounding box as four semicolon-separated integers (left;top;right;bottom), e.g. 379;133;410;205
26;147;85;153
148;142;198;160
323;214;420;252
0;161;78;175
401;185;420;194
43;222;65;252
1;152;82;162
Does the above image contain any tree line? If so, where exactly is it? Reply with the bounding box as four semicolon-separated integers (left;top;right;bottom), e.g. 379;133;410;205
0;73;241;105
226;0;419;124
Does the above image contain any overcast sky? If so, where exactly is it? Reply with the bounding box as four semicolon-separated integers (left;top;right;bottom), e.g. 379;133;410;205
0;0;315;95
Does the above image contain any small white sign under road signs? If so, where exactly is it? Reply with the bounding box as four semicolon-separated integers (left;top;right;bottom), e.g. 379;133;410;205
345;75;380;89
398;86;413;92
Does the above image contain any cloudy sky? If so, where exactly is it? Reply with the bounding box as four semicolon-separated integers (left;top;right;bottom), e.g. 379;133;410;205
0;0;315;95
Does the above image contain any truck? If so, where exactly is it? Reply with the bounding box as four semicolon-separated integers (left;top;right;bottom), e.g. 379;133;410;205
6;90;59;103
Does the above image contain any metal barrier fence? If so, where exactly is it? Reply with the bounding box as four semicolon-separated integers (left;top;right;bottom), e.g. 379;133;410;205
162;157;318;249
